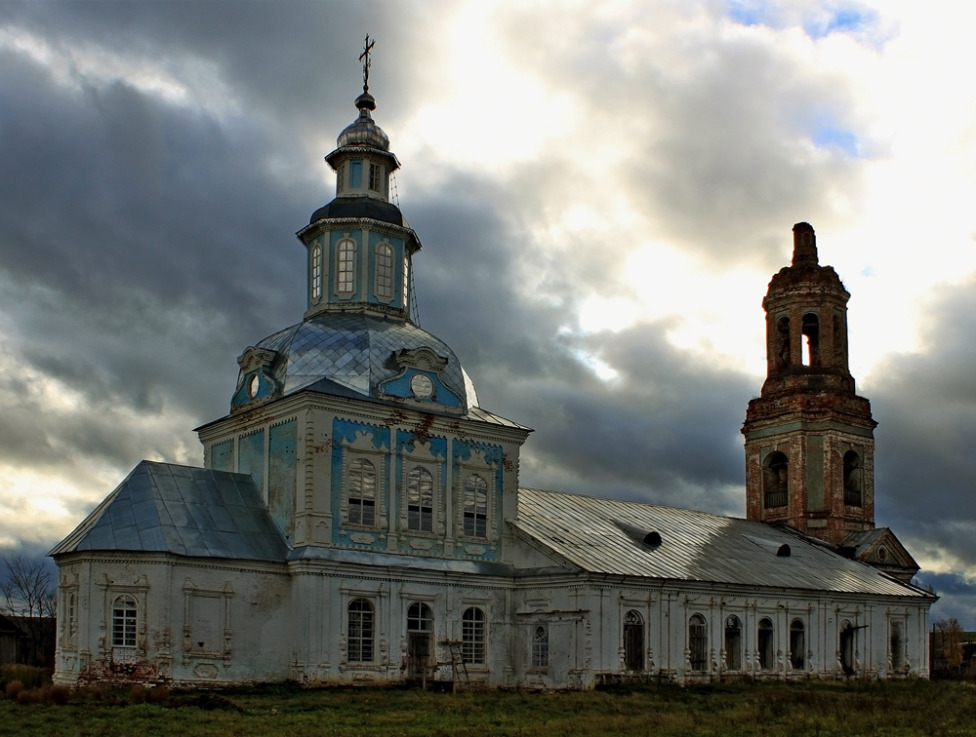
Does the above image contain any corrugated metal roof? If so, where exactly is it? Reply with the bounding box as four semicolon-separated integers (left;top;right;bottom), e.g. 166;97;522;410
49;461;289;562
513;488;930;598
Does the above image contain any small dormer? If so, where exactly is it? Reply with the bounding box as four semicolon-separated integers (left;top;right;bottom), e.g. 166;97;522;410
231;346;281;411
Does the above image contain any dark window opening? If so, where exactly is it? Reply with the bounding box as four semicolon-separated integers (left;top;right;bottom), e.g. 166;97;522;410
724;615;742;671
844;450;863;506
790;619;805;670
840;621;856;675
763;452;789;509
758;618;774;670
890;621;904;672
623;610;644;671
774;315;791;370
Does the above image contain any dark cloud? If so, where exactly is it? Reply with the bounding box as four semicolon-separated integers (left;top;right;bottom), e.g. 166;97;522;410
0;1;974;622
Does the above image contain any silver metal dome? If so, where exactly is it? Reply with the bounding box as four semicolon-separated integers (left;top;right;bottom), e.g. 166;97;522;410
336;92;390;151
249;312;478;410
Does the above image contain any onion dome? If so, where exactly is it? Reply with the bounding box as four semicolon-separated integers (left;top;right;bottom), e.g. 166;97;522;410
336;92;390;151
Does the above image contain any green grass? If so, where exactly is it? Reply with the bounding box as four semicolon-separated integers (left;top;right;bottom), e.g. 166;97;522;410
1;679;975;737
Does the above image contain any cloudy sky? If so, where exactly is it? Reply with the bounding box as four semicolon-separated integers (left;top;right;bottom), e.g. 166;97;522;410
2;0;975;623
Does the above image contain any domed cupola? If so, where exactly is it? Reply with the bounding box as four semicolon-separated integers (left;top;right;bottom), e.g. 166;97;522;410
231;39;481;419
335;91;390;151
297;70;422;323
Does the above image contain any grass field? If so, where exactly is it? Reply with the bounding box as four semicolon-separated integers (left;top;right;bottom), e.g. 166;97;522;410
2;679;976;737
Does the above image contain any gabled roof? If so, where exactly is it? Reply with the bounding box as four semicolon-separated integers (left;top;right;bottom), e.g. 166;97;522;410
49;461;289;562
513;488;932;599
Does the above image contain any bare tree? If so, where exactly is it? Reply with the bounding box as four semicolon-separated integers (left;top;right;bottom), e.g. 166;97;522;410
0;554;57;666
933;617;965;672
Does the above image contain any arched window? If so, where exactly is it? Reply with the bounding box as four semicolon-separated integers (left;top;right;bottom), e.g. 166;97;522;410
347;598;374;663
724;615;742;671
407;467;434;532
623;610;644;671
801;312;820;366
790;619;805;670
774;315;791;370
348;459;376;526
112;594;137;648
462;475;488;537
763;452;789;509
461;607;486;664
375;242;394;302
688;614;707;672
310;244;322;301
758;618;774;670
843;450;862;507
532;624;549;668
337;239;356;295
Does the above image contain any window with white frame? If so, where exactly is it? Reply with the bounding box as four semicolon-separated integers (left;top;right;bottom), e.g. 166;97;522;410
336;239;356;295
375;242;394;301
461;607;486;664
347;598;374;663
532;624;549;668
311;244;322;301
348;458;377;526
112;594;137;648
407;466;434;532
462;475;488;537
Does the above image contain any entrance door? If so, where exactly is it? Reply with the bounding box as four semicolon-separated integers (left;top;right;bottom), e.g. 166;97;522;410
408;632;431;679
406;602;434;681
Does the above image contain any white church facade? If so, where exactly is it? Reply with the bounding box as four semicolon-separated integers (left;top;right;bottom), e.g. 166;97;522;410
50;61;935;689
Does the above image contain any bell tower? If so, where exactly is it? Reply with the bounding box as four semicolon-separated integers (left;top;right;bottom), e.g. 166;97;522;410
742;223;876;545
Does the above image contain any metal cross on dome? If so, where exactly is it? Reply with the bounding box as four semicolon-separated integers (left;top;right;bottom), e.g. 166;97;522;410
359;34;376;93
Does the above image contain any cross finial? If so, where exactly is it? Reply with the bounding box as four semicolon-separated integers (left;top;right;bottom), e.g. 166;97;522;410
359;34;376;93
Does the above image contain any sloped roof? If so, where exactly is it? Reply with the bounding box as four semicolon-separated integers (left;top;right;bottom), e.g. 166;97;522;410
513;487;931;599
49;461;288;562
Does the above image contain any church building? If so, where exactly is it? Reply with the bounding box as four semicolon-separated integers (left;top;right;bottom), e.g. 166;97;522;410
50;58;934;688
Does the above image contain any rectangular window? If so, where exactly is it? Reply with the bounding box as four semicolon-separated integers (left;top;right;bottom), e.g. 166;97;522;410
348;599;374;663
349;160;363;188
368;163;381;191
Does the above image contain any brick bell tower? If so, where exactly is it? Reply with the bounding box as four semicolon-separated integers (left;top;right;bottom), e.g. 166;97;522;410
742;222;876;545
